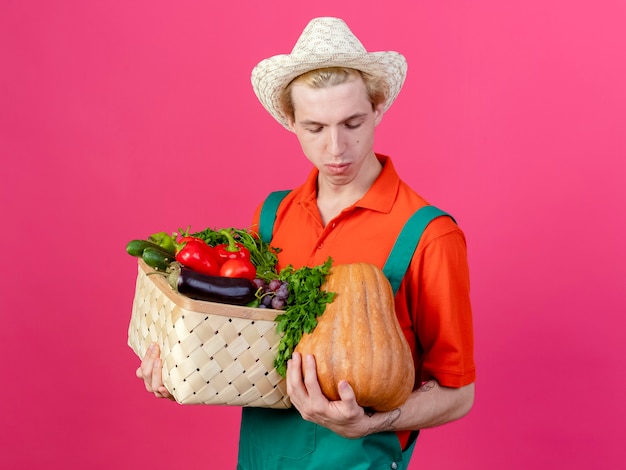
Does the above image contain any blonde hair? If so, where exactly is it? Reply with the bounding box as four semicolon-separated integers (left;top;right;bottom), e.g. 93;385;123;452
279;67;389;123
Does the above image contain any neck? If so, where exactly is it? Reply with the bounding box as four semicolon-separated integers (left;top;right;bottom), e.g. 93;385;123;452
316;154;382;225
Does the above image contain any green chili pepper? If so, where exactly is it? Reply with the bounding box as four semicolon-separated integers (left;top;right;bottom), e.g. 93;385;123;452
148;231;177;255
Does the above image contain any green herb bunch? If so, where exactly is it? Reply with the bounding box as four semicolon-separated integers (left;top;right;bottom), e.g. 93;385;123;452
273;257;336;377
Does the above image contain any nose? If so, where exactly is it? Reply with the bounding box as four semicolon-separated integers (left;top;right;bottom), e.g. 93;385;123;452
327;127;346;157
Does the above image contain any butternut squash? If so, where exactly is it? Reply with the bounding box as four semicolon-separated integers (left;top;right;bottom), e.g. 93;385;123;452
294;263;415;411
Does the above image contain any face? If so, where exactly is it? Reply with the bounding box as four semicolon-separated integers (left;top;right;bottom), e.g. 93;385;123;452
287;76;384;188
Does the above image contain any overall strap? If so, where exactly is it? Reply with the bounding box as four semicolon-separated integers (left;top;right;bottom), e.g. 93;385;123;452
383;206;455;295
258;190;291;243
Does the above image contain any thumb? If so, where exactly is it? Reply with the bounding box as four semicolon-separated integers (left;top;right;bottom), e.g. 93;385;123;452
337;380;357;403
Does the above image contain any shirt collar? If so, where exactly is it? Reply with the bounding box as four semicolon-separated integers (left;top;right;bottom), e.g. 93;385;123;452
357;154;400;213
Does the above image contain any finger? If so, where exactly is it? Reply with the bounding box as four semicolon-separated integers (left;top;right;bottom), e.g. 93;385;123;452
156;386;175;400
151;358;173;399
301;354;323;395
152;357;164;394
286;351;304;397
139;343;159;381
337;379;357;404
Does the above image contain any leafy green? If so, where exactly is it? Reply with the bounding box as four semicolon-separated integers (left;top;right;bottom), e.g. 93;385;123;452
273;257;336;377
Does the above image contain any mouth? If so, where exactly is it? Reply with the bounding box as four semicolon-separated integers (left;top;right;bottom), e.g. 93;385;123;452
326;162;350;174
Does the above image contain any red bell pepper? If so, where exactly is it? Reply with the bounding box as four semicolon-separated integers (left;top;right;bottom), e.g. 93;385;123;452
213;230;256;279
219;258;257;280
215;229;252;264
175;236;221;276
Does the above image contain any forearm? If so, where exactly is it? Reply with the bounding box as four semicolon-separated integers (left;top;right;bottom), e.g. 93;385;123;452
361;380;475;436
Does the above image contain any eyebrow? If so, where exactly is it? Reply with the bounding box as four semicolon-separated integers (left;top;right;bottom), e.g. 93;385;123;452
299;112;368;127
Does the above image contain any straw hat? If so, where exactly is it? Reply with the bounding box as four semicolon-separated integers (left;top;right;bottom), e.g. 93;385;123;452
251;17;408;129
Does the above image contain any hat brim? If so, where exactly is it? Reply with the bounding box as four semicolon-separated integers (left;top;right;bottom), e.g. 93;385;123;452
252;51;407;130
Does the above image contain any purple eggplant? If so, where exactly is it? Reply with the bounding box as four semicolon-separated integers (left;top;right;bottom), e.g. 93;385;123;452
169;264;256;305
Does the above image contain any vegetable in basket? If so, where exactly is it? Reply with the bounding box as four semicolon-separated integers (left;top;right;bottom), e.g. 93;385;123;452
175;236;221;276
147;231;177;254
142;247;175;271
215;229;257;280
190;227;280;282
168;263;256;305
126;239;176;272
220;258;256;280
126;239;171;257
215;229;252;263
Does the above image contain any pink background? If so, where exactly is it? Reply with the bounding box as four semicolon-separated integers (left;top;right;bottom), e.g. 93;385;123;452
1;1;624;468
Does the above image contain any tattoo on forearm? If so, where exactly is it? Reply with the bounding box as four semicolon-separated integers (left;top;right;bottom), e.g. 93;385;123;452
362;408;401;437
418;380;436;392
383;408;401;430
361;381;436;437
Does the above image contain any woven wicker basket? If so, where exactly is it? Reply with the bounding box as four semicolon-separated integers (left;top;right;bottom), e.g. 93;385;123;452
127;259;291;409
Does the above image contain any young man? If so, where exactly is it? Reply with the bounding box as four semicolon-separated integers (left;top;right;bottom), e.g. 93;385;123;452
138;17;475;469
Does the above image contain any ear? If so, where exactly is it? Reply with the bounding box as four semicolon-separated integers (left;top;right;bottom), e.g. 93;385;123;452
286;116;296;134
373;102;385;127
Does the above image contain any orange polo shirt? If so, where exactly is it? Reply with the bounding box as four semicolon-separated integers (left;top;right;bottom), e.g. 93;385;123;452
251;155;475;443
